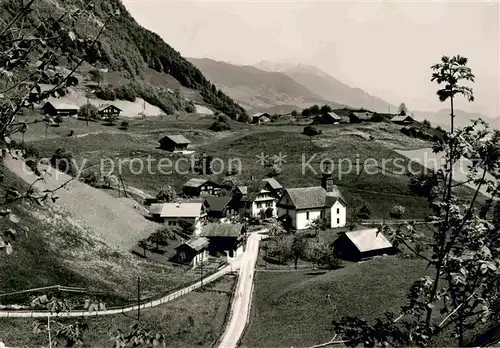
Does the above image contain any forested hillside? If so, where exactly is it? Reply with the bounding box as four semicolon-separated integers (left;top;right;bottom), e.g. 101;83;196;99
0;0;246;118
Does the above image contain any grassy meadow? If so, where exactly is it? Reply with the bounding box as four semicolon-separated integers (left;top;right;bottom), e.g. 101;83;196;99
240;257;431;348
11;115;460;219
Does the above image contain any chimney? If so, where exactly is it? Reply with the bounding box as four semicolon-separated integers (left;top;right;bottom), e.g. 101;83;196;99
321;166;334;192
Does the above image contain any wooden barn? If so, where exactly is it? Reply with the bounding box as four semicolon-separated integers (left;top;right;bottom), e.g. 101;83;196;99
201;223;246;258
41;100;78;117
333;228;395;261
391;115;416;125
313;112;343;124
173;237;209;268
251;112;271;124
182;178;223;197
98;104;122;119
348;111;374;123
158;134;191;152
204;195;237;219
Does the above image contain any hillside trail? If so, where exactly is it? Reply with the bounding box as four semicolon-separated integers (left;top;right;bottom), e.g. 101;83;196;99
2;153;158;250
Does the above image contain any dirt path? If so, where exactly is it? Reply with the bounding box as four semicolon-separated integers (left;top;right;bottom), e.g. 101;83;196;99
218;231;265;348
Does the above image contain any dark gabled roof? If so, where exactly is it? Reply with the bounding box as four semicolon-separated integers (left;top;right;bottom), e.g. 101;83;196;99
351;111;373;120
343;228;393;252
201;223;244;237
280;185;346;209
98;104;122;112
251;112;271;118
159;134;191;145
241;181;270;202
204;196;232;212
235;186;248;195
283;186;328;209
261;178;283;190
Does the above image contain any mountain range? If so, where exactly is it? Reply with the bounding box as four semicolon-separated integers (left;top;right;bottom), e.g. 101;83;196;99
255;61;397;113
189;58;495;128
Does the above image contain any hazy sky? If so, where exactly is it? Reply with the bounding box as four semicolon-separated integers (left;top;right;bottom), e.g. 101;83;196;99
123;0;499;116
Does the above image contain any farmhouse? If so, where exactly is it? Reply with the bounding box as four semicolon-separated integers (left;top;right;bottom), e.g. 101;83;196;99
349;111;374;123
173;237;209;268
251;112;271;124
98;104;122;119
41;100;79;116
201;223;246;258
236;181;278;218
159;134;191;152
204;195;237;219
277;170;347;230
261;177;284;198
333;228;395;261
148;202;206;235
182;178;222;197
391;115;416;125
313;111;342;124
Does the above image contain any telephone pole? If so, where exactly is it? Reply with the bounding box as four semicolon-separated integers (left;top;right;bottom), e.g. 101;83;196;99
47;316;52;348
200;260;204;287
137;276;141;322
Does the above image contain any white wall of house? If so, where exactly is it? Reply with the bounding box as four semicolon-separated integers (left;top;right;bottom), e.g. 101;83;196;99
192;249;208;268
329;201;347;228
296;208;323;230
278;204;346;230
240;192;277;218
252;199;276;217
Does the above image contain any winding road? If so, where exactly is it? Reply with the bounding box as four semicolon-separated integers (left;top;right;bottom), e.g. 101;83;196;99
218;231;265;348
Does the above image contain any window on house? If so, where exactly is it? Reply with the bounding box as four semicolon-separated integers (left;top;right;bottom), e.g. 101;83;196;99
337;208;340;214
337;218;340;224
320;210;323;218
306;211;310;220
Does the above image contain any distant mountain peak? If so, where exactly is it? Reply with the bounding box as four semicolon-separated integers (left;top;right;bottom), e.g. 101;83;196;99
253;60;396;113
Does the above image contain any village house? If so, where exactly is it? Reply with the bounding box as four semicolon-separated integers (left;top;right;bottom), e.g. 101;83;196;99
158;134;191;152
349;111;374;123
277;170;347;230
251;112;271;124
391;115;416;125
201;223;246;258
313;111;343;124
261;177;284;199
333;228;395;261
98;104;122;120
235;180;278;218
41;100;79;117
148;202;206;235
173;236;210;268
182;178;223;197
204;195;237;220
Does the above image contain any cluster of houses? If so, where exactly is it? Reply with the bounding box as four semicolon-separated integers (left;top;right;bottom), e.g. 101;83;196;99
249;109;416;126
143;169;389;268
41;99;122;120
143;168;396;268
